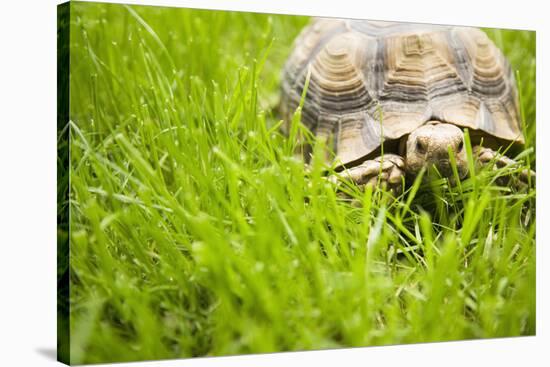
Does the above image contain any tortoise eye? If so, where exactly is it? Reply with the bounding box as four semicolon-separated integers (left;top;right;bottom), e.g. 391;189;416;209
457;141;464;152
416;139;427;153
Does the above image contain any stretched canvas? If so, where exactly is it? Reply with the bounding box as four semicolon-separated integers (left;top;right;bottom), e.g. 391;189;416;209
57;1;536;364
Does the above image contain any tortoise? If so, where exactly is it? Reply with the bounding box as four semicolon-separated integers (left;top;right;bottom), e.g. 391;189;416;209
280;18;534;193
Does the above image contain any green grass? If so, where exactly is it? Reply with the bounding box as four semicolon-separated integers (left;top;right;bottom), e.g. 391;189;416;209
65;2;536;364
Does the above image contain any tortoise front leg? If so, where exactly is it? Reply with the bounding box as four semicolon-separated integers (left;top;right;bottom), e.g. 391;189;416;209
333;154;406;195
474;146;535;188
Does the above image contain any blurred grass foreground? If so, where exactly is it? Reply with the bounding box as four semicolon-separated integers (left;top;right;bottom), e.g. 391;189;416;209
57;1;536;364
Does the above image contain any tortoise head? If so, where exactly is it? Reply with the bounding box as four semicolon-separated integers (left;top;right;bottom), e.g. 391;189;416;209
402;121;468;180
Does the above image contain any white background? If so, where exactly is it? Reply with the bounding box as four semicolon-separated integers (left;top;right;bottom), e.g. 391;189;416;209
0;0;547;365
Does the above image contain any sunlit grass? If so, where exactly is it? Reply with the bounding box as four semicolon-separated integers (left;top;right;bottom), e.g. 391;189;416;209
65;2;536;364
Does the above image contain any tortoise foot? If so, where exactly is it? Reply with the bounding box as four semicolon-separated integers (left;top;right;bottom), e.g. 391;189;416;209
474;146;535;189
336;154;405;195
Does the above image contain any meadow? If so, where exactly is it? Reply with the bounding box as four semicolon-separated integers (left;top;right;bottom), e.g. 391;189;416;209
61;1;536;364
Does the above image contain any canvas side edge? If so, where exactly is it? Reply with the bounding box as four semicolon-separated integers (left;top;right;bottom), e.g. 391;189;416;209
57;2;71;365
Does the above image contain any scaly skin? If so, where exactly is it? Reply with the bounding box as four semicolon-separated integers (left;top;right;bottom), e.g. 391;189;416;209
474;146;535;189
330;122;534;194
335;154;405;196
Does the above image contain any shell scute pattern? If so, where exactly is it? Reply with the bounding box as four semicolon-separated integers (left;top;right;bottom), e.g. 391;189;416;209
281;18;523;166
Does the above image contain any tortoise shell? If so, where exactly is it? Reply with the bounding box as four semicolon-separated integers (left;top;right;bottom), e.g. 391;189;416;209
280;18;523;166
